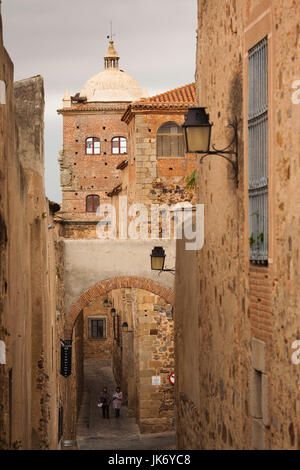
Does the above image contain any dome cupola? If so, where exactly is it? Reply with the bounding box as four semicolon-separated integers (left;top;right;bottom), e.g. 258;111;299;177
104;40;120;69
80;40;147;103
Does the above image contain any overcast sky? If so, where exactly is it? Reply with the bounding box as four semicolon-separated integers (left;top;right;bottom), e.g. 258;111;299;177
2;0;197;203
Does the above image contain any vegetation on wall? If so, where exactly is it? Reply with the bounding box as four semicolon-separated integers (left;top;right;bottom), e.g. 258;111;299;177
185;169;197;191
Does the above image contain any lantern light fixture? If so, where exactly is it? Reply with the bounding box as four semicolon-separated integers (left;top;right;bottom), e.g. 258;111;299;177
150;247;175;273
122;321;133;333
182;107;239;186
110;308;116;317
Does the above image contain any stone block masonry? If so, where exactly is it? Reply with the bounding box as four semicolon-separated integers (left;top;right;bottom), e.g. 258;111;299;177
175;0;300;451
0;10;65;448
111;288;175;434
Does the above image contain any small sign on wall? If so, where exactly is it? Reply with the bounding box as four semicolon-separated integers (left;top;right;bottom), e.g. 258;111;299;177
152;376;161;386
0;340;6;365
60;339;72;377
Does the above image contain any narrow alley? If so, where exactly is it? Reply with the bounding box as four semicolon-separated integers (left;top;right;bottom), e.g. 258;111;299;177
1;0;300;453
76;359;175;451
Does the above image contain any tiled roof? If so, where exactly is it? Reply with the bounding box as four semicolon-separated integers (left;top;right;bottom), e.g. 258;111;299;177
57;103;128;114
137;83;196;105
121;83;196;122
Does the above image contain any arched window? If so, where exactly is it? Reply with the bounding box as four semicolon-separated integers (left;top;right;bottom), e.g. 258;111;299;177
111;137;127;155
86;137;100;155
86;195;100;213
157;122;184;157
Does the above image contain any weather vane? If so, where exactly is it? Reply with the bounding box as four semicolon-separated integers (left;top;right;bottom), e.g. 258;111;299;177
107;21;116;41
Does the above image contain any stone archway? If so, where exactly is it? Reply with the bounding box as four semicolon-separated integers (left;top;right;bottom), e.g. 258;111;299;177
65;276;174;340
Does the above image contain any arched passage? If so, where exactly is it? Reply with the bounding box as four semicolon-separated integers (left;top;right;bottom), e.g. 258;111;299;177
65;276;174;340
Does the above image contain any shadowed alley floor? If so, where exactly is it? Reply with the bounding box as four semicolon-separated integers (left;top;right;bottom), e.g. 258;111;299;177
76;358;176;450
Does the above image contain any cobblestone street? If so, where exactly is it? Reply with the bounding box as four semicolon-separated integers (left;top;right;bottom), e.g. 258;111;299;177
76;358;176;450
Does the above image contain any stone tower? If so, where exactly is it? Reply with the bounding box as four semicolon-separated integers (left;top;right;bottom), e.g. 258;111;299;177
57;40;147;238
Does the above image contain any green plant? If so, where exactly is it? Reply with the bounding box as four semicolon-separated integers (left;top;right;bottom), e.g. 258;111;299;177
249;233;256;246
257;232;264;244
185;169;197;190
249;232;264;247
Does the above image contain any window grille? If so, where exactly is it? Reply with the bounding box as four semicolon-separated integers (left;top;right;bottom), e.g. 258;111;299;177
248;37;268;263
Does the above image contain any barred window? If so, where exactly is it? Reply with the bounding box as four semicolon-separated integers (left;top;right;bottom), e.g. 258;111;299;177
248;37;268;263
86;137;100;155
86;194;100;213
88;317;106;339
112;137;127;154
157;122;184;157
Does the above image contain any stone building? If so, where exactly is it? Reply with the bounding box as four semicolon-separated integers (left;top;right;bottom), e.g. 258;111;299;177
57;39;196;436
175;0;300;450
57;40;146;239
0;10;64;449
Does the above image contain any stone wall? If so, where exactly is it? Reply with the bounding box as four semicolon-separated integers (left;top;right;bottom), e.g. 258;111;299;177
111;287;175;433
63;239;175;320
82;295;114;360
0;13;63;448
126;111;197;208
0;19;17;448
134;289;174;433
175;0;300;450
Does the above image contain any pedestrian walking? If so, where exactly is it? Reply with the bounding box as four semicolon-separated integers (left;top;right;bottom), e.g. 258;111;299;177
112;387;122;418
99;387;111;419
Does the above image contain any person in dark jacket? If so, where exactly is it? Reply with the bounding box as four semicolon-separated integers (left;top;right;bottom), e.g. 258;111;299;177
100;387;111;419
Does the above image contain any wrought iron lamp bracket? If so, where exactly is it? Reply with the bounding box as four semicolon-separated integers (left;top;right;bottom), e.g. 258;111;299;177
158;267;175;275
198;117;239;187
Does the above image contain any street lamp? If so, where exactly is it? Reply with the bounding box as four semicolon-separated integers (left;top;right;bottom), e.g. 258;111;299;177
122;321;133;333
182;107;239;186
151;246;166;271
150;247;175;273
182;107;212;153
103;298;109;308
110;308;116;317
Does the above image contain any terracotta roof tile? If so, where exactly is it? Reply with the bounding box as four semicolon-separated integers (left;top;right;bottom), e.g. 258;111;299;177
135;83;196;105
